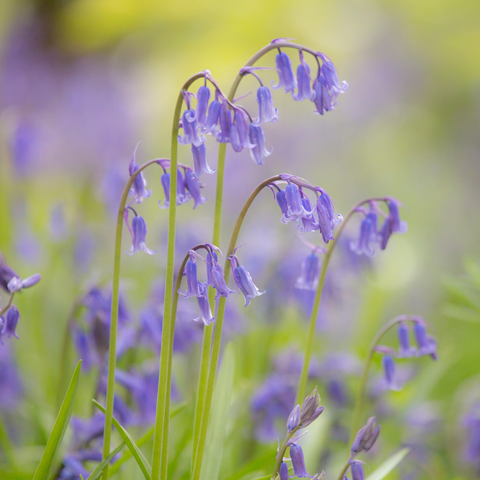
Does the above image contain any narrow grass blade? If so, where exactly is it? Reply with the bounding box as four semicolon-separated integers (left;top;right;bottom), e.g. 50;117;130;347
365;447;410;480
87;442;125;480
32;360;82;480
93;400;152;479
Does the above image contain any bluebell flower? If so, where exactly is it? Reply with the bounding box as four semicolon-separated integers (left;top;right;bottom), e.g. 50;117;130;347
279;462;289;480
299;387;324;428
230;109;255;153
72;325;97;372
413;322;437;359
316;197;335;243
296;252;320;290
209;256;234;299
0;254;18;293
2;305;20;340
382;355;402;391
298;197;319;232
397;322;415;358
178;256;203;299
178;109;205;147
350;212;378;256
351;417;380;455
254;86;279;125
312;54;348;115
128;161;152;204
290;444;310;478
126;215;156;255
294;51;315;102
217;100;232;143
7;272;41;293
191;143;215;177
204;98;222;134
350;461;365;480
272;51;297;94
184;169;207;209
229;255;265;307
195;283;215;325
196;85;211;128
287;404;301;432
378;200;407;250
248;124;272;165
206;250;218;287
276;189;289;220
160;169;191;208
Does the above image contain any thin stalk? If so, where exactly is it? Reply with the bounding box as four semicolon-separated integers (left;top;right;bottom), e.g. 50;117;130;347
349;314;420;443
271;432;294;480
0;291;14;318
295;196;392;405
192;38;309;465
151;72;206;480
162;245;209;478
101;158;162;480
337;461;350;480
191;176;281;480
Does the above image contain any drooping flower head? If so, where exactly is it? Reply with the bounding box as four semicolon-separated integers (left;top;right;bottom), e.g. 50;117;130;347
178;108;205;147
273;50;297;94
125;212;156;256
294;51;315;102
191;143;215;178
254;86;279;125
128;146;152;204
229;253;265;307
248;124;272;165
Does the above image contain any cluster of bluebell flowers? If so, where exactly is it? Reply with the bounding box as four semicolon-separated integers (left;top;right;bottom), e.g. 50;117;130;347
350;198;407;257
0;252;41;343
375;317;437;391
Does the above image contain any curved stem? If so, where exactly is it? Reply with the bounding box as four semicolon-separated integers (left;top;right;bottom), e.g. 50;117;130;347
349;314;421;443
295;197;392;405
101;157;162;480
151;72;206;480
271;432;295;480
0;292;14;318
192;39;308;462
337;461;350;480
192;176;281;480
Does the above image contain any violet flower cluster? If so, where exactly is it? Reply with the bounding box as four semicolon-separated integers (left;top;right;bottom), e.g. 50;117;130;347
375;317;437;391
350;199;407;257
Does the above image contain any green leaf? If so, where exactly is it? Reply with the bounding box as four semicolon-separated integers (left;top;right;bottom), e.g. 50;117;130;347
365;447;410;480
199;342;235;480
93;400;152;479
86;442;125;480
32;360;82;480
109;402;186;478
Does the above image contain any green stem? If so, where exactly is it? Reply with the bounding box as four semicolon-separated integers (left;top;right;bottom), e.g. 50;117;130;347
349;314;420;443
192;39;309;466
151;72;206;480
271;432;295;480
101;158;162;480
295;197;392;405
0;292;14;318
337;460;351;480
191;176;281;480
162;245;209;478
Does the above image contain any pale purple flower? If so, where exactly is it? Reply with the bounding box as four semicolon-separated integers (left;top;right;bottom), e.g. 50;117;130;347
290;444;310;478
397;322;415;358
230;109;254;153
350;461;365;480
128;161;152;204
178;109;205;147
229;255;265;307
160;169;191;208
378;200;407;250
126;215;156;255
382;355;402;391
216;100;232;143
191;143;215;177
178;257;202;299
0;254;18;293
7;273;41;293
351;417;380;455
196;85;211;128
279;462;289;480
296;252;320;290
299;387;324;428
184;169;207;209
298;197;319;232
254;86;278;125
294;51;315;102
287;404;301;432
272;51;297;94
204;98;222;134
194;283;215;325
248;124;272;165
351;212;378;256
2;306;20;339
414;322;437;359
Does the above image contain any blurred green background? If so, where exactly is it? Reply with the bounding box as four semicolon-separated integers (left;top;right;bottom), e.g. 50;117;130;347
0;0;480;479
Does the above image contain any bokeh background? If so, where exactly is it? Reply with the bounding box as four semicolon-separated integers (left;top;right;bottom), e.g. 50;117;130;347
1;0;480;479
